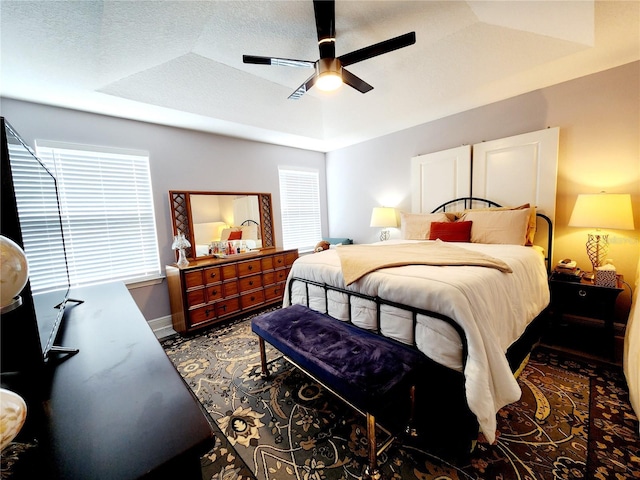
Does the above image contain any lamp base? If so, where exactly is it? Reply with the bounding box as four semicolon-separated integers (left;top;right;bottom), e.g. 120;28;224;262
379;229;390;242
586;232;608;274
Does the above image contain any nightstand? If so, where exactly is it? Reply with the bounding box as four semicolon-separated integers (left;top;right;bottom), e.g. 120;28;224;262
547;271;623;360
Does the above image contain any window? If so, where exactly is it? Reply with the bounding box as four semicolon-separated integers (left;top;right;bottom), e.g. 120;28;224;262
278;166;322;253
13;140;161;292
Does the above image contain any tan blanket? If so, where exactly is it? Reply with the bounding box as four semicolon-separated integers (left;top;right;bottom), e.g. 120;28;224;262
337;240;513;285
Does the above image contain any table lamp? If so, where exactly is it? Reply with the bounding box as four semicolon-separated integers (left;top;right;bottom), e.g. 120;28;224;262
172;232;192;268
568;192;634;279
370;207;398;241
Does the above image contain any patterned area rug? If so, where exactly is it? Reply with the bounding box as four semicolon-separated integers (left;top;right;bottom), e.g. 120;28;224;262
162;310;640;480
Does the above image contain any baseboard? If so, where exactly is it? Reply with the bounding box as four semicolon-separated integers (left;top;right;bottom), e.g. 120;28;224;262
148;315;177;340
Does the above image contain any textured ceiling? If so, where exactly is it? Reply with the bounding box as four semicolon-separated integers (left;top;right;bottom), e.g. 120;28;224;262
1;1;638;152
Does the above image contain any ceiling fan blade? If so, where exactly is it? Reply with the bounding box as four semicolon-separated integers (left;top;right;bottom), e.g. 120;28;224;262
342;68;373;94
288;72;318;100
339;31;416;67
243;55;315;68
313;0;335;59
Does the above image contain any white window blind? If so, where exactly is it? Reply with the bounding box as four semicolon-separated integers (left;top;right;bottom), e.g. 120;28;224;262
278;166;321;253
12;140;161;293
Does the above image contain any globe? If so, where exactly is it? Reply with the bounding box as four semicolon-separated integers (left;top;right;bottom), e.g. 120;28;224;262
0;235;29;308
0;388;27;451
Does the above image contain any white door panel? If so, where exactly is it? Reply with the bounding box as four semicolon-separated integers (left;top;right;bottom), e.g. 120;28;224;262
472;127;559;222
411;145;471;213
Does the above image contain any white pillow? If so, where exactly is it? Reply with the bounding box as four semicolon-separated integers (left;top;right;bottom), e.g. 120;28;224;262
460;209;531;245
400;212;450;240
240;224;258;240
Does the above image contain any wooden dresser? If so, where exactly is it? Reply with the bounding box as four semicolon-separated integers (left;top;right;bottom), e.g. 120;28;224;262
166;247;298;334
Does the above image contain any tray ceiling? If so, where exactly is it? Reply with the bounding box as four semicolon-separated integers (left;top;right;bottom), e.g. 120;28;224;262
1;1;638;152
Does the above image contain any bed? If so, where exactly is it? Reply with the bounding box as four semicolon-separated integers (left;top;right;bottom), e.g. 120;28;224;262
283;198;552;450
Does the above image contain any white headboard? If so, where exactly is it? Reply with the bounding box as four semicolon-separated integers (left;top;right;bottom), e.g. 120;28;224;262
411;127;559;222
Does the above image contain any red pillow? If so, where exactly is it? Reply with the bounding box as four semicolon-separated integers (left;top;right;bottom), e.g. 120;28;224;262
428;221;472;242
227;230;242;240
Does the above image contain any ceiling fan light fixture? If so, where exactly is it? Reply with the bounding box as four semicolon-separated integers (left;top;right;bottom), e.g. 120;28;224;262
315;58;342;92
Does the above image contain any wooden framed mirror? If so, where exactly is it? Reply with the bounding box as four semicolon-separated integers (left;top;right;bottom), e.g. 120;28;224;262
169;191;275;260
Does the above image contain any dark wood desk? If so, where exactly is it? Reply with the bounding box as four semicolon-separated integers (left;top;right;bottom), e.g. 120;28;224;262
7;282;215;479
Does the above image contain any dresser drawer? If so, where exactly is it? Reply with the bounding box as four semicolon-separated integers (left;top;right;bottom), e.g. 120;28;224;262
239;274;262;291
185;270;204;289
238;259;261;277
264;283;285;301
186;288;206;308
223;280;239;297
203;266;222;285
285;251;298;266
263;271;276;286
273;254;286;270
222;264;238;280
261;257;274;271
240;289;265;309
216;297;240;317
206;284;223;302
188;304;217;327
274;268;288;283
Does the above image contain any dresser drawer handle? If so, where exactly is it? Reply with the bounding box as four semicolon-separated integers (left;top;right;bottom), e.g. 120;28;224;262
248;265;253;271
578;289;587;297
211;289;218;295
210;272;217;278
249;280;254;286
250;296;255;301
205;308;214;317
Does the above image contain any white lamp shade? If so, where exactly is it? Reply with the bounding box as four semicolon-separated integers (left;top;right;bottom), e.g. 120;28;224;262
370;207;398;228
0;236;29;308
568;193;635;230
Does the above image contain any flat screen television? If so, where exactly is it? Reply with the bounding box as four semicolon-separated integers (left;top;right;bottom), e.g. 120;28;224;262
1;118;79;360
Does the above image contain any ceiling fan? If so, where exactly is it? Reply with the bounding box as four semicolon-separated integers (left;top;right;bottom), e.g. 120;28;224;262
243;0;416;100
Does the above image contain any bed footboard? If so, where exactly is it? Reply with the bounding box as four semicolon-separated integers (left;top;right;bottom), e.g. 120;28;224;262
287;276;469;368
286;276;480;458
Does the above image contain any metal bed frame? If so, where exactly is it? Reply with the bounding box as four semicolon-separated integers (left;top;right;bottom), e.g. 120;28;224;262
287;197;552;355
281;198;554;457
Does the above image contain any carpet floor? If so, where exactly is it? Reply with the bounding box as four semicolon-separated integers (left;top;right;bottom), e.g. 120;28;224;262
162;310;640;480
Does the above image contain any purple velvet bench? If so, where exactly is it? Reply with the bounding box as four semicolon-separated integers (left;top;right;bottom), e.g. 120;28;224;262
251;304;428;479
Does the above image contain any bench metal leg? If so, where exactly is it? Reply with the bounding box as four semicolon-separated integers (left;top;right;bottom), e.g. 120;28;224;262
258;337;268;378
364;412;381;480
405;385;418;438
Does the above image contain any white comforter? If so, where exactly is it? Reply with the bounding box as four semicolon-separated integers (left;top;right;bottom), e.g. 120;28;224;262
284;240;550;443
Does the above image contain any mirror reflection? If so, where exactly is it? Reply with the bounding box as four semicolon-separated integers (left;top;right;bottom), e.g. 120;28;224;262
191;194;262;255
169;191;275;260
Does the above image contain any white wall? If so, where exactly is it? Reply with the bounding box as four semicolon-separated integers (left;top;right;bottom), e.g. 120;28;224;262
0;99;326;321
326;61;639;313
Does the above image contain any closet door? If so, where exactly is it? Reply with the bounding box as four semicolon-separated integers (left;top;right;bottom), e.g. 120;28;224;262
411;145;471;213
472;127;559;221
